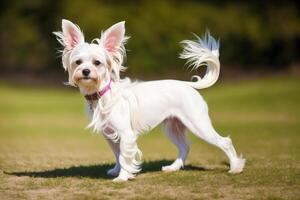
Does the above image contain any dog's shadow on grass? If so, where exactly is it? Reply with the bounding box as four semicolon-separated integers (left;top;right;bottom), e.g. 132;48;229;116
6;160;207;179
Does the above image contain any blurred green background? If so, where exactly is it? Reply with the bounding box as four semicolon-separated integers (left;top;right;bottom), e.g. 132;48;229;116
1;0;300;78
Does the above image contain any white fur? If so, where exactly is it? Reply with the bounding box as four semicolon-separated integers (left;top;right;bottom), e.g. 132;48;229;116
54;20;245;182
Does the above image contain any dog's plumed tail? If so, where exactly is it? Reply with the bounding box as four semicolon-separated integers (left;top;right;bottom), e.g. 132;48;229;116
180;31;220;89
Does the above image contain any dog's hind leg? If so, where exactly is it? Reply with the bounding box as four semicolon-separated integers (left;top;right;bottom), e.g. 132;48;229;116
180;109;245;173
162;117;190;172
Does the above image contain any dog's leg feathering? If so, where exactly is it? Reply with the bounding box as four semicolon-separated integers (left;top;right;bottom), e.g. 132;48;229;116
113;131;142;182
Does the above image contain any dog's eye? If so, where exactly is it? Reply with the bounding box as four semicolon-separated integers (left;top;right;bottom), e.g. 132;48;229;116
75;60;82;65
94;60;101;66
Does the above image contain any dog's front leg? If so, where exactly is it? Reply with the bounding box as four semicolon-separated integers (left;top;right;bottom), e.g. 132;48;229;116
106;138;121;176
113;130;142;182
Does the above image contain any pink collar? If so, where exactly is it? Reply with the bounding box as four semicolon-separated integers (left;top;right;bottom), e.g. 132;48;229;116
84;79;112;101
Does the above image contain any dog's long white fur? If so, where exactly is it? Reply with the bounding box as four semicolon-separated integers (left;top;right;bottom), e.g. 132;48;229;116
54;20;245;182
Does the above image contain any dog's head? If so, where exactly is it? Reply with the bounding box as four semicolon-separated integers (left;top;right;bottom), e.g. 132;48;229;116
54;19;128;94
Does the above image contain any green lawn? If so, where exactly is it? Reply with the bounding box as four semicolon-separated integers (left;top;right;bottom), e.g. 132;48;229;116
0;77;299;200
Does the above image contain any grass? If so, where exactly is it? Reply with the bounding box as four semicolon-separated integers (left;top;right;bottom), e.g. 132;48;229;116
0;76;299;199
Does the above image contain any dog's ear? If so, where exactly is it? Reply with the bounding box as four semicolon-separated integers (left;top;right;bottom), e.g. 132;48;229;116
100;21;126;53
53;19;85;50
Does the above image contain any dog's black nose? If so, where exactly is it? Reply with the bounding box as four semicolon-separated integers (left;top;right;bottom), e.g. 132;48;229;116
82;69;90;76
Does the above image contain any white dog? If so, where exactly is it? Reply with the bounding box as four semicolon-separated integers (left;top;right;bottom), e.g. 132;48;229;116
54;19;245;182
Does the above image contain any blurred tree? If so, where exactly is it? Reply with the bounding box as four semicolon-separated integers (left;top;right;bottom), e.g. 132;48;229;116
0;0;299;75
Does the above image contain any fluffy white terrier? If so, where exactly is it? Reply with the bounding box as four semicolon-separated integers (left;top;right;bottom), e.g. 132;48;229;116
54;19;245;182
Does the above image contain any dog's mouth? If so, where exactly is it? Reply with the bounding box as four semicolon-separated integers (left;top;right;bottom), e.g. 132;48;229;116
75;76;98;85
78;77;96;81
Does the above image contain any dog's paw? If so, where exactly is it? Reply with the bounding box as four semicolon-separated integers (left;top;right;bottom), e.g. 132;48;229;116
107;168;119;177
112;169;135;182
229;155;246;174
112;174;135;182
162;159;184;172
113;176;128;182
107;165;120;177
162;165;179;172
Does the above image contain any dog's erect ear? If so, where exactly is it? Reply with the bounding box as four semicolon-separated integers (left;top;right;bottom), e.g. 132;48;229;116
53;19;84;50
100;21;126;53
